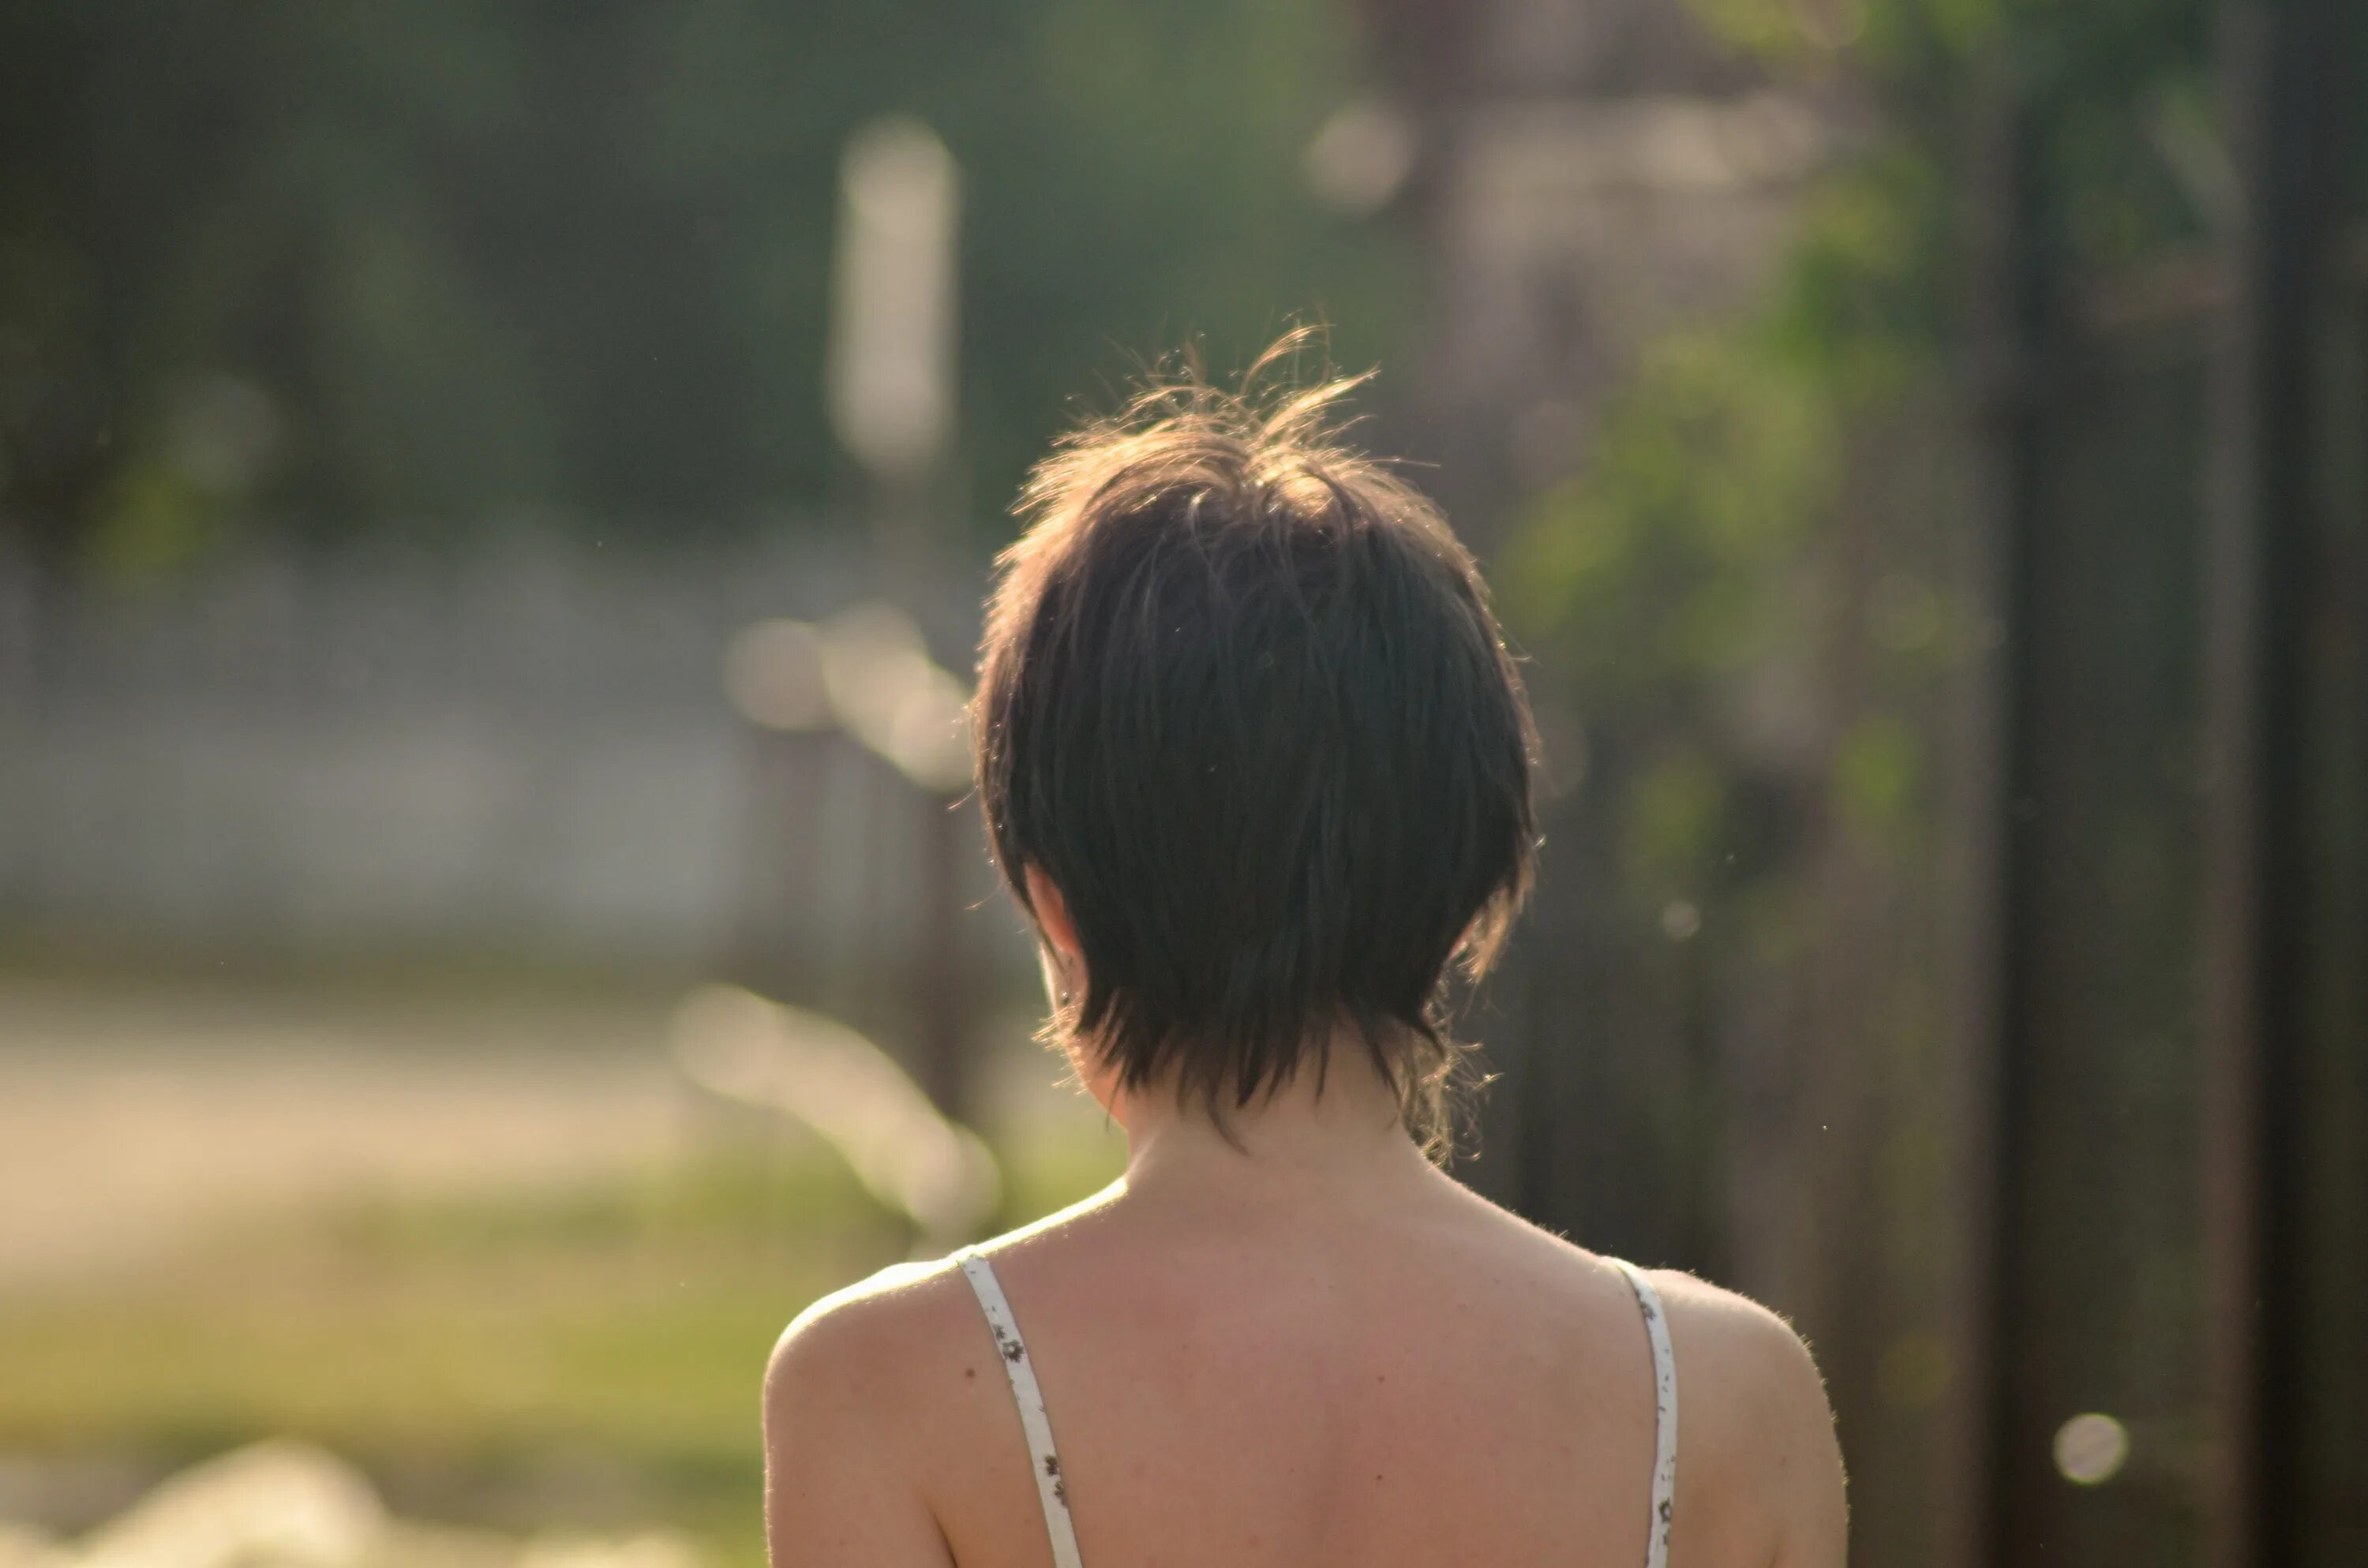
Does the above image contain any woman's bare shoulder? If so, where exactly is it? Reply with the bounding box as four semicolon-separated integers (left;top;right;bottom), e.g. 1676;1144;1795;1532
762;1258;983;1567
1464;1193;1836;1448
766;1186;1124;1407
1639;1268;1849;1568
765;1256;975;1420
1641;1267;1823;1394
1400;1191;1847;1566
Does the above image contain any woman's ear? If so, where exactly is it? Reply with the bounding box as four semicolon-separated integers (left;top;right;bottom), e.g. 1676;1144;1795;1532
1024;864;1082;961
1023;864;1117;1113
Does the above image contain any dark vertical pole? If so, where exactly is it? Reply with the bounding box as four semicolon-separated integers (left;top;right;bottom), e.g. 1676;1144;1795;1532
1958;56;2049;1568
913;787;971;1123
2201;2;2349;1566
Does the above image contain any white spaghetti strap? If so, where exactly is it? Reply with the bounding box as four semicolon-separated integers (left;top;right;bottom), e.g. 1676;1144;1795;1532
1608;1257;1678;1568
954;1248;1086;1568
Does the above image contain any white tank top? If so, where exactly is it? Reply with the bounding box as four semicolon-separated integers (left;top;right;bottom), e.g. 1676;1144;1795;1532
953;1249;1679;1568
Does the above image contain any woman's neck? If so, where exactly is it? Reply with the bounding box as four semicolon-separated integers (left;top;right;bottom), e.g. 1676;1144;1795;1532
1107;1032;1447;1209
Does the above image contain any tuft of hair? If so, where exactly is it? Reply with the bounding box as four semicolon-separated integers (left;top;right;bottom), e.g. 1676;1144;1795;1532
973;331;1537;1158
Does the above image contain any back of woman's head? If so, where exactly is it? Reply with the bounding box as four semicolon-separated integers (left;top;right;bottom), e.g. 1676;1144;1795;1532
973;339;1536;1153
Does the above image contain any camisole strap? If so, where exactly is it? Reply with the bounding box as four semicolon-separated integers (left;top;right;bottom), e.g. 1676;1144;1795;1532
1607;1257;1678;1568
954;1248;1085;1568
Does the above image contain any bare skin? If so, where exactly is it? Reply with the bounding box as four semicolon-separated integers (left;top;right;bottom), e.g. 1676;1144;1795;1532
766;874;1847;1567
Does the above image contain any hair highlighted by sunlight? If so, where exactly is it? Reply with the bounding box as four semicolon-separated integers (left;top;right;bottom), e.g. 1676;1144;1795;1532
972;335;1536;1154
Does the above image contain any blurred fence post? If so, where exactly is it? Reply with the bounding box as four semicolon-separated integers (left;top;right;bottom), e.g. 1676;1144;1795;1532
1961;51;2051;1568
724;604;977;1124
828;116;961;570
825;116;974;1126
2199;2;2357;1565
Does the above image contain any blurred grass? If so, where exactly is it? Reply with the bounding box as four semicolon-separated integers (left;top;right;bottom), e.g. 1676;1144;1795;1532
0;1128;1124;1566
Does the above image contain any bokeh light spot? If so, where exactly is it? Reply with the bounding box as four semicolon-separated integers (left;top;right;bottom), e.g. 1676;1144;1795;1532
2053;1413;2130;1487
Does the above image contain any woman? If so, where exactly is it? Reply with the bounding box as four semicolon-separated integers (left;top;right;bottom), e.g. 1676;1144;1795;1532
764;350;1848;1567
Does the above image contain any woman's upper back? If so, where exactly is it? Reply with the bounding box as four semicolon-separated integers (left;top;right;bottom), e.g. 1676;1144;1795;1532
949;1233;1676;1568
764;1163;1846;1568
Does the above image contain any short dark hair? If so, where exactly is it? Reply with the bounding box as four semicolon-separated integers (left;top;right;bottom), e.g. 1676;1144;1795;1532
972;343;1535;1153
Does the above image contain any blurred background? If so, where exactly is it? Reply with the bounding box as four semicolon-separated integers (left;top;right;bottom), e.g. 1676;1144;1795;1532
1;2;2362;1566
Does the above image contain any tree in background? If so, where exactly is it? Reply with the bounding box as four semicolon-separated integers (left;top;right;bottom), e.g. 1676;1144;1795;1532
0;2;1410;577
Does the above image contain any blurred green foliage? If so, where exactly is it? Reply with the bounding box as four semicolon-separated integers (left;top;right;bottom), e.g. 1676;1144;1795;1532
0;1153;856;1565
1508;0;2219;898
0;2;1407;568
0;1132;1124;1567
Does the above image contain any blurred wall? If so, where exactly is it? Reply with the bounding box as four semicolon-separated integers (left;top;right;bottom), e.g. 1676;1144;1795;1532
0;532;1010;982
